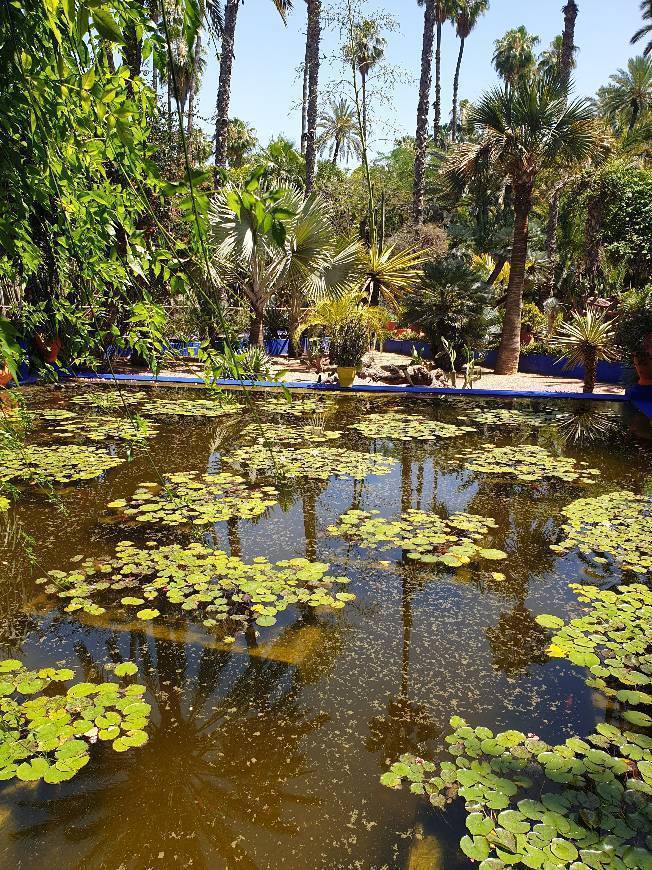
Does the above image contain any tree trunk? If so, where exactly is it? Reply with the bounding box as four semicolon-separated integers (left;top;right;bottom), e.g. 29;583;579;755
495;182;533;375
187;31;201;135
545;188;560;296
214;0;240;174
332;136;341;166
304;0;321;193
583;347;597;394
560;1;578;91
487;255;507;287
249;305;265;348
433;20;442;141
451;37;465;144
584;191;603;294
123;23;142;93
412;0;436;225
301;19;310;155
361;71;367;141
103;41;116;75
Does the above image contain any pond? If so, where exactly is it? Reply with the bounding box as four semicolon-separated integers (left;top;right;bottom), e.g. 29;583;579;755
0;384;650;869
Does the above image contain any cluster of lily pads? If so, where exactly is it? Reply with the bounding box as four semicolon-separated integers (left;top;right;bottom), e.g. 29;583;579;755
223;445;397;481
383;582;652;868
70;390;148;410
327;508;506;567
0;658;151;783
241;422;342;446
137;396;240;419
536;583;652;727
107;471;278;527
462;444;601;485
38;540;356;631
383;714;652;869
0;444;125;485
349;412;476;441
259;396;336;417
461;407;565;428
551;491;652;577
46;414;158;444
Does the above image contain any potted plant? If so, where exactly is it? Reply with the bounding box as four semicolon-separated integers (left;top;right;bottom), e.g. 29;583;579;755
329;317;369;387
614;286;652;386
552;307;617;394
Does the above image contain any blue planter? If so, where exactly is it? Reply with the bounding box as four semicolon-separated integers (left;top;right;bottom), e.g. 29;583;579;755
480;349;624;385
264;338;289;356
383;339;433;359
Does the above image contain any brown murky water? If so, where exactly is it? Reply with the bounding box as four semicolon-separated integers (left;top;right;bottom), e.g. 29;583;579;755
0;384;650;869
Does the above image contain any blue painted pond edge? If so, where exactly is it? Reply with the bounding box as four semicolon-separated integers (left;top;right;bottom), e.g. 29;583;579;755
67;370;627;404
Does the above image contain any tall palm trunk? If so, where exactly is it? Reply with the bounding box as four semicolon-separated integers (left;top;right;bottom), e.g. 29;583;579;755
301;29;310;155
187;31;201;135
332;135;341;166
495;181;533;375
433;21;442;141
560;1;578;90
451;36;465;143
361;71;368;141
545;187;560;295
214;0;240;173
304;0;321;193
249;304;265;348
412;0;436;225
123;23;142;94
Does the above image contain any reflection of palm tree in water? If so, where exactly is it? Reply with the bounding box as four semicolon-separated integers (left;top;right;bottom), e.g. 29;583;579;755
3;629;329;869
367;444;440;761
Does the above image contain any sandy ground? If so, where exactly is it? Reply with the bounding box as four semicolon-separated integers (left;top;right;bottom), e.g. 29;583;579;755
101;351;625;396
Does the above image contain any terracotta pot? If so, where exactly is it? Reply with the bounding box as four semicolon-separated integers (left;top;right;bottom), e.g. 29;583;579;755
520;328;534;347
35;334;62;364
337;366;356;388
0;365;12;388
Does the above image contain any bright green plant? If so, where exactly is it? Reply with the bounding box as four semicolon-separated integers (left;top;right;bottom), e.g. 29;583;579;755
614;285;652;368
223;444;397;482
462;444;601;485
0;658;151;783
349;412;475;441
329;318;369;367
552;307;617;393
0;444;125;486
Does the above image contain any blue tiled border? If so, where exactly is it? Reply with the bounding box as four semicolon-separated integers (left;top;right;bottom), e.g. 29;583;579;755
71;370;626;403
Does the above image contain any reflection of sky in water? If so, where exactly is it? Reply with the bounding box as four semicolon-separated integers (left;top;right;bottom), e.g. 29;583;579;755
0;387;650;869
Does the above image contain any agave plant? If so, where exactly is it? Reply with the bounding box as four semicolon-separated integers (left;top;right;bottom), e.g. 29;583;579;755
552;307;617;393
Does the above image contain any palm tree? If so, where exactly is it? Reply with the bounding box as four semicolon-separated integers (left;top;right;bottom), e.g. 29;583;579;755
214;0;292;173
492;26;540;95
317;98;361;166
413;0;436;224
597;56;652;132
632;0;652;56
560;1;579;89
304;0;321;192
443;75;599;375
225;118;257;168
538;35;578;79
343;17;386;140
553;307;617;393
450;0;488;144
433;0;457;142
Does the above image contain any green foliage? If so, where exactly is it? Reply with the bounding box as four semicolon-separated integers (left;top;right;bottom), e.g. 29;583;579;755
402;255;494;363
599;166;652;289
0;443;125;485
39;540;356;630
327;508;503;566
614;285;652;364
551;491;652;577
462;407;565;428
329;318;369;367
462;444;601;485
46;414;156;443
108;472;278;527
349;412;476;441
520;302;547;336
0;658;150;783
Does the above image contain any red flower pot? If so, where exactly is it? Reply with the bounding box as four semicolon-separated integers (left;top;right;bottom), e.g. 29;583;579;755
35;334;62;364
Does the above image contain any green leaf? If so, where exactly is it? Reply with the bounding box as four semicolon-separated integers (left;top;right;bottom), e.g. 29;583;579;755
91;9;124;43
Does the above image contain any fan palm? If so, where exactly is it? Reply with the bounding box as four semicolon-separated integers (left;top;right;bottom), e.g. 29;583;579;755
343;17;386;139
443;74;599;375
553;307;617;393
214;0;292;171
596;55;652;132
492;26;540;95
632;0;652;56
451;0;488;143
317;98;361;166
560;1;579;88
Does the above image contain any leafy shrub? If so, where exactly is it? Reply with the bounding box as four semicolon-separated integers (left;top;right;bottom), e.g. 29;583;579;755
402;255;495;364
329;318;369;367
614;285;652;364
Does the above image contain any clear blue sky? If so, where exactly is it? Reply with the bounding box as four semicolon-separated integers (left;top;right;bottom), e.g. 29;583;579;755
195;0;644;157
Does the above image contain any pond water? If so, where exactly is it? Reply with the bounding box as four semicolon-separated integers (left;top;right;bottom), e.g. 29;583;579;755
0;385;650;869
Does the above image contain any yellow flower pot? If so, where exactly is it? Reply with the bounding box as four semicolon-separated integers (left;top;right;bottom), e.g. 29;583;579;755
337;366;356;388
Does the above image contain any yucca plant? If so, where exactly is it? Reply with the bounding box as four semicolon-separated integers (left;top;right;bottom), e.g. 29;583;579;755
358;244;428;310
552;307;617;394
